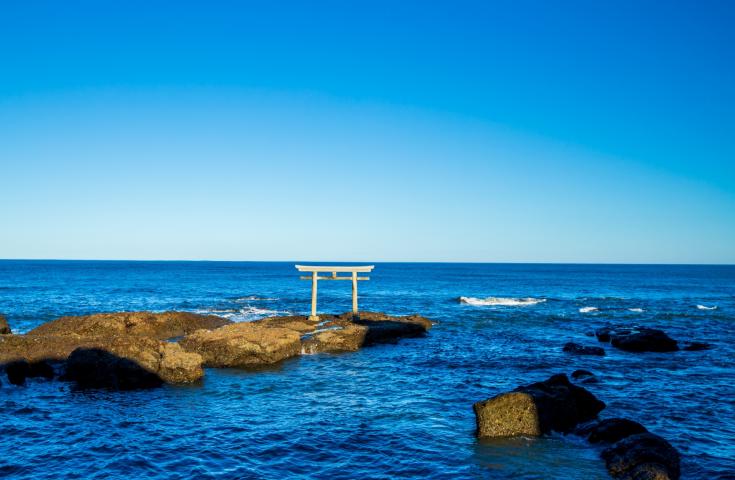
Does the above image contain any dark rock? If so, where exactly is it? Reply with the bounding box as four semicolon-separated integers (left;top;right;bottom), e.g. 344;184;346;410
610;328;678;353
587;418;649;444
682;342;711;351
602;432;680;480
571;369;594;379
473;373;606;438
563;342;606;356
0;314;10;334
6;361;31;385
65;348;164;390
29;311;231;340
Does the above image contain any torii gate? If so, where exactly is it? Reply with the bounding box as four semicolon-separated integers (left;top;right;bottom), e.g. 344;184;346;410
295;265;374;321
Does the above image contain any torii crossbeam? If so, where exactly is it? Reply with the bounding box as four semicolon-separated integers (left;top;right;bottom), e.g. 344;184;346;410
295;265;375;321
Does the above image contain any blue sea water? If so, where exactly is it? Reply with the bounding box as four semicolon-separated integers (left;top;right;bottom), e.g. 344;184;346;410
1;261;734;479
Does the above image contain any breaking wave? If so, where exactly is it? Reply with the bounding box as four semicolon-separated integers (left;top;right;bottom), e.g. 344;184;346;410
459;296;546;307
195;306;290;322
628;308;645;313
579;306;598;313
697;304;718;311
233;295;278;302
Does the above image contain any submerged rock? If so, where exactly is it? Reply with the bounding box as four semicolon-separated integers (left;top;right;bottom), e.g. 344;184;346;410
595;325;678;353
571;369;598;384
563;342;606;356
602;432;681;480
179;323;302;368
586;418;649;444
473;373;605;438
682;342;711;351
0;314;10;334
29;311;231;340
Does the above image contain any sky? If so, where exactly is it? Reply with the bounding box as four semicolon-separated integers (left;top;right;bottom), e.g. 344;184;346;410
1;0;734;263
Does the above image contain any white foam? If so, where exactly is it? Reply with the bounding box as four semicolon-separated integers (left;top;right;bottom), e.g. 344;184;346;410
233;295;278;302
459;296;546;307
628;308;644;313
697;304;718;311
579;307;598;313
195;306;290;322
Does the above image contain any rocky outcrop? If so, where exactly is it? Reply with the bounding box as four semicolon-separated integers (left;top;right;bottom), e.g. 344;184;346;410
595;326;678;352
28;311;231;340
473;374;605;438
0;334;203;386
601;433;681;480
0;314;10;334
563;342;605;356
179;323;302;368
571;369;598;383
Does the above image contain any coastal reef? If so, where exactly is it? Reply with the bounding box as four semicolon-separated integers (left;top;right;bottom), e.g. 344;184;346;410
1;310;432;389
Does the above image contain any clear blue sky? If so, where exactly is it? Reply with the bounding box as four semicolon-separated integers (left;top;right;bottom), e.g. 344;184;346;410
1;0;733;263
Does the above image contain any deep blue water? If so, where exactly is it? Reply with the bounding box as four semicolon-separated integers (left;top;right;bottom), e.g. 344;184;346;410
1;261;734;479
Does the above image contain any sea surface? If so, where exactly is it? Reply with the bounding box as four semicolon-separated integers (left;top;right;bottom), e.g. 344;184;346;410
1;261;734;479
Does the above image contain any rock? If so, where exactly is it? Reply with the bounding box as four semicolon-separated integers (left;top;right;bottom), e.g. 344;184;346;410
0;334;202;386
0;314;10;334
682;342;711;351
563;342;606;356
6;361;30;386
29;311;231;340
602;433;681;480
302;323;369;354
571;369;594;379
63;338;203;389
587;418;649;444
65;348;163;390
179;323;302;368
473;374;606;438
610;328;678;353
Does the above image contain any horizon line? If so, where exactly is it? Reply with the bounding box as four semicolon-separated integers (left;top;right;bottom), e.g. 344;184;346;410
1;258;733;267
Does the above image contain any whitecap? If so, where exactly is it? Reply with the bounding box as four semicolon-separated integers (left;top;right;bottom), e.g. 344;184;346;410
696;304;718;311
459;296;546;307
579;306;598;313
628;308;644;313
233;295;278;302
195;306;290;322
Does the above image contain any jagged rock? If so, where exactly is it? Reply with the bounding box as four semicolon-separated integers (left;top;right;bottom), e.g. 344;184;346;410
302;323;369;354
179;323;302;368
0;314;10;334
473;374;605;438
563;342;606;356
587;418;649;444
29;311;231;340
0;334;202;386
602;433;680;480
682;342;711;351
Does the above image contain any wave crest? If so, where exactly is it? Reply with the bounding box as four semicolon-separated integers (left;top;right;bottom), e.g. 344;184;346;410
195;306;290;322
459;296;546;307
579;306;598;313
697;304;718;310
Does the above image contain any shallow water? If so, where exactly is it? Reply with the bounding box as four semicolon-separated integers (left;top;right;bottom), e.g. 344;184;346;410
1;261;734;479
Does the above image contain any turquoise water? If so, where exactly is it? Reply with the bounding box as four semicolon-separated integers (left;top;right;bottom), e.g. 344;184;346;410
1;261;734;478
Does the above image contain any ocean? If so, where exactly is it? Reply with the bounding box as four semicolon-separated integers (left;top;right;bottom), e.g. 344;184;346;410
1;261;733;479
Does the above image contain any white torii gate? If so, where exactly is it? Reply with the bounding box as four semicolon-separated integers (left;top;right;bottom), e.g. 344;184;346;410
295;265;375;321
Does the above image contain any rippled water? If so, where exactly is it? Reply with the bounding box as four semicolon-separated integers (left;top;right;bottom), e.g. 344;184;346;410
1;261;734;479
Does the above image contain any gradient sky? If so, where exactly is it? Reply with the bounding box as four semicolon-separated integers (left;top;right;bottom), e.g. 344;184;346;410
1;0;734;263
